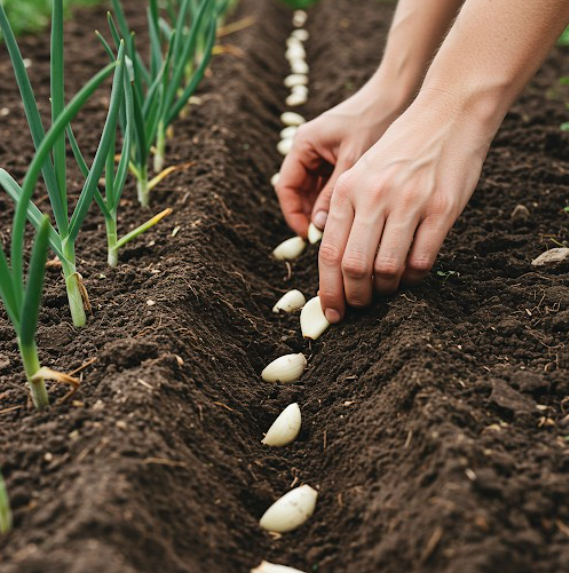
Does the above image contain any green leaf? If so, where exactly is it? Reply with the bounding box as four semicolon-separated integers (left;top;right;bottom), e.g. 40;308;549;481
20;217;50;347
51;0;67;213
68;45;126;242
0;248;20;332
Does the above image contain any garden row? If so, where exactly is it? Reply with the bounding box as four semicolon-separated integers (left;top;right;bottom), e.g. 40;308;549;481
2;0;569;571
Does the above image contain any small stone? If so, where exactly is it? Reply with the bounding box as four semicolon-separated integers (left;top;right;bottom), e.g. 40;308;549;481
531;247;569;267
510;204;530;222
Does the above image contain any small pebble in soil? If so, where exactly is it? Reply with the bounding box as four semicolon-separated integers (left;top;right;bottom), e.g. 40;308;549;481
531;247;569;267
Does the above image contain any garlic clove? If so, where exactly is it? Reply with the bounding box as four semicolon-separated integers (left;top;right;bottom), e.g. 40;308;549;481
272;289;306;313
273;236;306;260
292;85;308;97
252;562;306;573
286;45;306;61
286;36;303;49
300;296;330;340
290;60;309;75
271;173;280;187
293;10;308;27
261;353;307;383
291;29;309;42
259;484;317;533
286;93;307;107
280;125;298;139
307;222;323;244
262;403;302;446
278;138;294;155
284;74;308;88
281;112;306;127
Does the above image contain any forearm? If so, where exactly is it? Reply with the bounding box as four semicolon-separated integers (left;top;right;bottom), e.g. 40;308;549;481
419;0;569;132
370;0;465;103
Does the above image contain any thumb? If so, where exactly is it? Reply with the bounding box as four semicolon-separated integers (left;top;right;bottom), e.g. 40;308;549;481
311;159;353;230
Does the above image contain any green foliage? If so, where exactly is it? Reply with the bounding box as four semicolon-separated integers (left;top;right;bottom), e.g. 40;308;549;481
559;26;569;47
0;470;11;534
0;0;102;37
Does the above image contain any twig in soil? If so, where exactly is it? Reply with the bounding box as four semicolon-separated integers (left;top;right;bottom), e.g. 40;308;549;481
556;519;569;539
284;262;292;282
217;16;256;38
212;45;245;58
404;429;413;449
420;526;444;563
323;430;327;452
143;457;186;469
67;357;97;377
0;405;22;415
213;401;235;413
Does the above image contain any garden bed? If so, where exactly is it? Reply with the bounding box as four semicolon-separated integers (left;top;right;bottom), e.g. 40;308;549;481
1;0;569;571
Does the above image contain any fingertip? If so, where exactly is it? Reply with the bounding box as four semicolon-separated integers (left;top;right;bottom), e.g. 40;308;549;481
312;210;328;230
324;308;341;324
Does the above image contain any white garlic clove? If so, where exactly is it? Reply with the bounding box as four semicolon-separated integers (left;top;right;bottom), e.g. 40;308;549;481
259;484;317;533
291;29;309;42
300;296;330;340
290;60;309;75
281;112;306;127
292;85;308;97
261;353;307;383
273;236;306;260
271;173;280;187
277;138;294;156
307;222;323;244
280;125;298;139
252;562;306;573
262;403;302;446
284;74;308;88
286;93;307;107
272;289;306;313
286;36;303;49
286;45;306;61
293;10;308;27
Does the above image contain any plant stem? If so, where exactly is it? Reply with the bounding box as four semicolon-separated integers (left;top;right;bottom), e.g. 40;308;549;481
0;469;11;535
61;253;87;327
136;164;150;207
18;339;48;410
153;121;166;174
105;216;119;267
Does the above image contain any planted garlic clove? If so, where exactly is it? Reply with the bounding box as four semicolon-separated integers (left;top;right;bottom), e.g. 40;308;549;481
273;289;306;313
271;173;280;187
262;403;302;446
293;10;308;27
291;29;309;42
281;112;306;127
307;222;323;244
300;296;330;340
286;93;307;107
252;562;306;573
278;138;294;155
280;125;298;139
286;36;303;49
291;60;309;75
261;353;307;383
286;45;306;61
292;85;308;97
260;484;317;533
273;236;306;260
284;74;308;88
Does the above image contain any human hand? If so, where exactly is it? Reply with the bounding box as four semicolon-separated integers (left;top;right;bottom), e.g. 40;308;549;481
318;92;495;323
275;75;411;238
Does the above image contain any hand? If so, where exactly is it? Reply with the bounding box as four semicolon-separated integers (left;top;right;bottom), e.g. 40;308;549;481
318;92;495;323
275;74;411;238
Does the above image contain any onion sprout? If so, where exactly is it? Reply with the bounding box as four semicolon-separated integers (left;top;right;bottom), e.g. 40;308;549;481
0;0;125;327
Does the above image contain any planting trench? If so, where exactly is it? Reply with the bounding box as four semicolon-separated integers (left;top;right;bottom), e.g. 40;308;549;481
1;0;569;572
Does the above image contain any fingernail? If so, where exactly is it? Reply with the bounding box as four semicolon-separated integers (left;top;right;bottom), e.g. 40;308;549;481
313;211;328;230
325;308;341;324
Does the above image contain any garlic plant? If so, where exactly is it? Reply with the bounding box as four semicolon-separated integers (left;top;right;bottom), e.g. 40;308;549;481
252;562;306;573
260;484;317;533
300;296;330;341
0;0;125;327
262;403;302;446
262;353;307;383
273;289;306;313
273;237;306;260
307;222;323;244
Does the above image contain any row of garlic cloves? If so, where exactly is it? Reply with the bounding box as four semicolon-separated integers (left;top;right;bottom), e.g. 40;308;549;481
253;10;321;573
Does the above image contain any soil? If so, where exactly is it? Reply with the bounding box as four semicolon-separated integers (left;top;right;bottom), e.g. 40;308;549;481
0;0;569;572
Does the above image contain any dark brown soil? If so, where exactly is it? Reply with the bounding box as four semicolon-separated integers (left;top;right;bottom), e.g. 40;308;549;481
1;0;569;572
